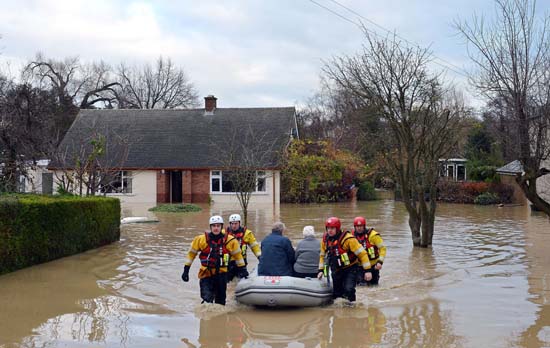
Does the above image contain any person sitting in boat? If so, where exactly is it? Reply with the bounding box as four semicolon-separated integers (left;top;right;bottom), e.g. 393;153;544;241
318;217;372;302
258;221;295;276
181;215;249;305
225;213;261;282
352;216;386;286
293;225;321;278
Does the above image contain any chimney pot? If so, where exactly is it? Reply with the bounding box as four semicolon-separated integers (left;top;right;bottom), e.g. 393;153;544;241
204;95;217;113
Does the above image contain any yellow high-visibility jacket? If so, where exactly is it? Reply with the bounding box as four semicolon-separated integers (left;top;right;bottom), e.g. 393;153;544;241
225;227;261;259
367;229;386;266
185;232;245;279
319;231;371;272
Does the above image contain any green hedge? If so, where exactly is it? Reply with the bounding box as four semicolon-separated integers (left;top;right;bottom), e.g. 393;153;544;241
357;181;377;201
0;194;120;275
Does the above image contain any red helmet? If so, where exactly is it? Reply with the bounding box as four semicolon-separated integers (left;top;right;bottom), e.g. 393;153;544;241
325;217;341;229
354;216;366;227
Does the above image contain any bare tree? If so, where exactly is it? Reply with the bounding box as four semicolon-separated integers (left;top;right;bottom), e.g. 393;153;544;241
212;125;282;226
324;32;466;247
456;0;550;216
52;118;131;196
23;54;120;141
116;56;199;109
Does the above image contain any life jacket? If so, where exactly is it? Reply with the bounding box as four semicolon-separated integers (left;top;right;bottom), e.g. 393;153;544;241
323;230;357;270
198;232;230;270
354;228;379;260
227;226;248;257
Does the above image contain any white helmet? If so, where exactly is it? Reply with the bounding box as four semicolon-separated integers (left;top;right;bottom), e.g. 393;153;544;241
209;215;224;225
229;214;241;223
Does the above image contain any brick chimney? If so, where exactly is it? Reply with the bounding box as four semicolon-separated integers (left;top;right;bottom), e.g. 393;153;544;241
204;95;217;114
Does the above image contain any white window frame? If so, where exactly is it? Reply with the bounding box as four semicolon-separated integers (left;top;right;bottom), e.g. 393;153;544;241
210;170;222;193
210;170;268;194
103;170;133;194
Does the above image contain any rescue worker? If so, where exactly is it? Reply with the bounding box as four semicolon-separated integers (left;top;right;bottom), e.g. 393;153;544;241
352;216;386;286
181;215;249;305
317;217;372;302
225;213;261;281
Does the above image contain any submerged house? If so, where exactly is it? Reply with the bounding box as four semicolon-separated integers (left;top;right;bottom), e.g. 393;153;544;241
49;96;298;205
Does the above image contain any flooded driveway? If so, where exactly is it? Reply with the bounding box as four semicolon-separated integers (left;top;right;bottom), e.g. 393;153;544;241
0;199;549;347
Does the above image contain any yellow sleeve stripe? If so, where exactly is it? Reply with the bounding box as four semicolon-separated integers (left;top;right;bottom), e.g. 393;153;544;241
362;262;370;269
230;249;241;256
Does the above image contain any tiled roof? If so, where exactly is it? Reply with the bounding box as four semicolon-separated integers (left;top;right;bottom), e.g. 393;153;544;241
51;107;296;169
497;160;523;174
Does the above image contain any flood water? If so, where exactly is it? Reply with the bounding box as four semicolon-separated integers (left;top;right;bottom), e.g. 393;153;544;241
0;198;549;348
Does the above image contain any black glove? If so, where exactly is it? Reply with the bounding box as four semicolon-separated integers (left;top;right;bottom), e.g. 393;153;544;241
237;267;249;279
181;265;190;282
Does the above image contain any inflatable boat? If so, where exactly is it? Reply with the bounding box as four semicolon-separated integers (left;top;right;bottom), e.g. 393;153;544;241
121;217;159;224
235;274;333;307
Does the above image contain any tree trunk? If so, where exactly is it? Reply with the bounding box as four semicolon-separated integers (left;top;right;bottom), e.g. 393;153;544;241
517;172;550;216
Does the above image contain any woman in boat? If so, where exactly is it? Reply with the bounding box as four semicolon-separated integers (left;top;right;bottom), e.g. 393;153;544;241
293;225;321;278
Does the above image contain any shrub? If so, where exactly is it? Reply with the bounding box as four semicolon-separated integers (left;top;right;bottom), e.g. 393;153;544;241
474;192;500;205
357;181;377;201
281;140;368;203
488;183;514;204
467;165;501;183
0;194;120;275
148;203;202;213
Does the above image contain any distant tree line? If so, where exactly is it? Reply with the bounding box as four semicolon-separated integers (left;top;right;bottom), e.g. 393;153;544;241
0;54;199;192
290;0;550;246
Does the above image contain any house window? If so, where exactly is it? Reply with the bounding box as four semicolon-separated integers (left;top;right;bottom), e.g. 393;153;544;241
257;171;266;192
18;175;26;193
457;165;466;181
210;170;267;193
211;170;221;192
103;171;132;193
447;165;454;179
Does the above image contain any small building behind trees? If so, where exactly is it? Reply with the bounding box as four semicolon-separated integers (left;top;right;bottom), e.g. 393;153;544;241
439;158;467;181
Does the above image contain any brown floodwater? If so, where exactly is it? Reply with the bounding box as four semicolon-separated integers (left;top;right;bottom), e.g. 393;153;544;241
0;198;549;347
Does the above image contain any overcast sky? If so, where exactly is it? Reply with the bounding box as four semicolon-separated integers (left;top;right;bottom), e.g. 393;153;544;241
0;0;547;108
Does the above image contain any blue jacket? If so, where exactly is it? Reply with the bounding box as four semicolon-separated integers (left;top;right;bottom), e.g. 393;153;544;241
258;230;295;276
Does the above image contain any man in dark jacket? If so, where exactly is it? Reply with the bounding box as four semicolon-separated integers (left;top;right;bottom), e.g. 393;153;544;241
258;221;295;276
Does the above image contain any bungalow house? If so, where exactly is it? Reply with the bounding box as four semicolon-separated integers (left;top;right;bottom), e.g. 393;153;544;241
49;96;298;205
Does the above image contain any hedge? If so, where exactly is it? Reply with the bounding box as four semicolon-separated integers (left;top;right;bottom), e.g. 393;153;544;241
357;181;377;201
436;181;514;204
0;194;120;275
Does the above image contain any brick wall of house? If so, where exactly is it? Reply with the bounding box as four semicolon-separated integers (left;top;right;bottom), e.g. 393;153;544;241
500;174;527;205
183;170;193;203
192;170;210;203
156;171;170;203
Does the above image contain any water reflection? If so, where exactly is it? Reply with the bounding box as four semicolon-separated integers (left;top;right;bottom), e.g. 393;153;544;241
0;200;548;348
185;306;389;348
517;212;550;347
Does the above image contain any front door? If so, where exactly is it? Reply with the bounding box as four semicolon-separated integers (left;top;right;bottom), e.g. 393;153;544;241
171;171;182;203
